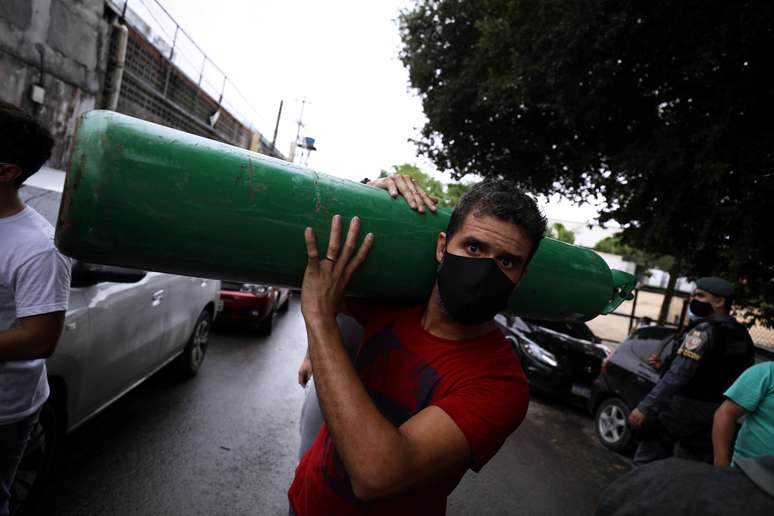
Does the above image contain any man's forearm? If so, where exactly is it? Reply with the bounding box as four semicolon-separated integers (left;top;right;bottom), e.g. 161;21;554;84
637;360;693;414
306;314;410;497
712;406;738;466
0;327;52;360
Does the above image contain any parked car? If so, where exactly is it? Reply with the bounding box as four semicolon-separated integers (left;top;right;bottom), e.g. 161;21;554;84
218;281;290;334
11;169;221;515
590;323;774;453
495;313;609;406
588;325;678;452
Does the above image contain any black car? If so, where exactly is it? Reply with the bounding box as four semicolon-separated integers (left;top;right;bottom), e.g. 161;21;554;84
590;324;774;453
495;314;609;406
588;325;678;452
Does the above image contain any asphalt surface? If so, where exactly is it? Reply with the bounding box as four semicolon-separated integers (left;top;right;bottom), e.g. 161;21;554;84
32;298;630;516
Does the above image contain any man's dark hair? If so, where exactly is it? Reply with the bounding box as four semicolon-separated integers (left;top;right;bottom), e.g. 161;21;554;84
0;101;54;188
446;179;548;261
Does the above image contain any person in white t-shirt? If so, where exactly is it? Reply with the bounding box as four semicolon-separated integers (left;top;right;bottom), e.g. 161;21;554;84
0;101;71;516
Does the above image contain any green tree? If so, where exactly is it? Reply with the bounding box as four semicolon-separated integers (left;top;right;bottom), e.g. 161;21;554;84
382;163;472;208
546;223;575;244
595;234;681;323
399;0;774;325
594;235;630;256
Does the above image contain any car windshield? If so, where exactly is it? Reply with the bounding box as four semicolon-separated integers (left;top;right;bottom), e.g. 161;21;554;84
525;318;594;341
495;314;531;332
19;185;61;226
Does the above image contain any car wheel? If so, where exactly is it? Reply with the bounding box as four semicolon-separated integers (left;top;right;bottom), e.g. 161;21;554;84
255;310;274;335
595;397;632;452
10;400;59;515
175;309;211;378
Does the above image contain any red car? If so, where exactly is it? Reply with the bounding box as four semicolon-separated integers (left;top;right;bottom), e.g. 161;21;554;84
218;281;290;334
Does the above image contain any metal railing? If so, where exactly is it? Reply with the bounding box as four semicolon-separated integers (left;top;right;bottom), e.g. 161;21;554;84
108;0;273;138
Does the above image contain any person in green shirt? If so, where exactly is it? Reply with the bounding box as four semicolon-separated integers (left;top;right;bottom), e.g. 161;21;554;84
712;361;774;466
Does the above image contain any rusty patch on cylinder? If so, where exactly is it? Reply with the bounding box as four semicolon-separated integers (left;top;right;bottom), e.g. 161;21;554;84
58;151;86;236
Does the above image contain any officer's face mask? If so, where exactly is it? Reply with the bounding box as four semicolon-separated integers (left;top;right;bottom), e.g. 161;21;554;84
436;250;518;326
688;298;714;321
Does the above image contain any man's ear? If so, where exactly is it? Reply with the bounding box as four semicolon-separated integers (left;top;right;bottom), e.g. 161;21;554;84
435;232;446;264
0;164;22;185
711;295;726;311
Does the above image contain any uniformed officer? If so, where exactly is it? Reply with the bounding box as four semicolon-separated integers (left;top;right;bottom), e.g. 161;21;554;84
627;276;755;466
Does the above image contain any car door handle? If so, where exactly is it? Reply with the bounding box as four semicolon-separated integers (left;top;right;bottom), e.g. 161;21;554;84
65;322;77;331
152;289;165;306
200;280;208;287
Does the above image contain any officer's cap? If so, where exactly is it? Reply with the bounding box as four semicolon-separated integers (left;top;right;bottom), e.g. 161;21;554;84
695;276;735;298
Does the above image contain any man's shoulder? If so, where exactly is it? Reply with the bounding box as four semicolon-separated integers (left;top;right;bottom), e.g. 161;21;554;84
0;208;60;272
456;330;525;384
2;207;55;244
740;361;774;383
706;314;748;333
705;315;754;352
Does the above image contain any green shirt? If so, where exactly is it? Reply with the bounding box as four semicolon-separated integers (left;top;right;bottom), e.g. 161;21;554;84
725;361;774;464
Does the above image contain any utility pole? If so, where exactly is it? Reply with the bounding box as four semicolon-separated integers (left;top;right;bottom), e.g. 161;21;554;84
288;97;308;163
271;99;283;152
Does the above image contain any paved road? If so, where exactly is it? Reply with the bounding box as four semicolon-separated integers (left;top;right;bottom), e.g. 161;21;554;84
32;300;630;516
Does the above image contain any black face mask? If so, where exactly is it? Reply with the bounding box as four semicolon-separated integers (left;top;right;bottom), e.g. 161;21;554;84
436;250;517;326
689;299;715;319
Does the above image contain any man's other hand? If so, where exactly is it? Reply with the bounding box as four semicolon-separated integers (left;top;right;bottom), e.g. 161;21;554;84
367;175;438;213
647;353;662;369
301;214;375;322
628;408;647;429
298;354;313;387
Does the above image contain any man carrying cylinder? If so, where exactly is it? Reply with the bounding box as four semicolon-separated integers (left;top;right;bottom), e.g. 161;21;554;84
289;177;547;515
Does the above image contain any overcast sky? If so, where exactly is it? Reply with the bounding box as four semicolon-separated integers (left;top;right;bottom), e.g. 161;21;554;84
138;0;616;245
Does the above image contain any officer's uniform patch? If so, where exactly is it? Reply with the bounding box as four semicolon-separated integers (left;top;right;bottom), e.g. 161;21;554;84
677;329;707;361
684;330;706;351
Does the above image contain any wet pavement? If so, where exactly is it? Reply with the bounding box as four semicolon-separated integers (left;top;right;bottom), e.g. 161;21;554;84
32;299;630;516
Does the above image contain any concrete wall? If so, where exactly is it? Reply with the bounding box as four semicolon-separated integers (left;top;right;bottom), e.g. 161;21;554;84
0;0;108;168
1;0;284;167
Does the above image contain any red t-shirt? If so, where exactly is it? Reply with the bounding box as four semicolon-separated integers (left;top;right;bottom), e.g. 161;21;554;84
288;305;529;516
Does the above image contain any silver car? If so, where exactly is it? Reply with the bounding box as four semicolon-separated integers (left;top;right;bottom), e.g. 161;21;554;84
11;169;220;513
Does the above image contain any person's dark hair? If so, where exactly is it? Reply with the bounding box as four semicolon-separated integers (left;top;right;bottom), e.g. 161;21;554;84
446;179;547;261
0;100;54;188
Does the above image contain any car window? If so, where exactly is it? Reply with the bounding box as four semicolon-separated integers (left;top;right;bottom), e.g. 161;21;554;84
659;336;679;361
19;185;150;285
573;323;597;342
627;327;677;362
19;185;61;226
221;281;243;291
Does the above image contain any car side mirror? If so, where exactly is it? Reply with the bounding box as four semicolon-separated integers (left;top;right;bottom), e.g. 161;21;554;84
71;261;147;287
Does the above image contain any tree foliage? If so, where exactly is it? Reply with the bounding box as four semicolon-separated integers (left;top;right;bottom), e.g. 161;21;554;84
399;0;774;325
382;163;472;208
594;234;674;277
546;223;575;245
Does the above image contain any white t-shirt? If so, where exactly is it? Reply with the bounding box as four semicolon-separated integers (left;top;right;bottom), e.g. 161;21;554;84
0;205;71;424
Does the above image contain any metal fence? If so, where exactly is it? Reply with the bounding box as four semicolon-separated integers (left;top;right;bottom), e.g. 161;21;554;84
106;0;281;156
748;324;774;351
599;285;774;350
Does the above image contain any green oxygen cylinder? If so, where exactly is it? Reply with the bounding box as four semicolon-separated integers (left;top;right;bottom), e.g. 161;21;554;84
55;111;634;321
